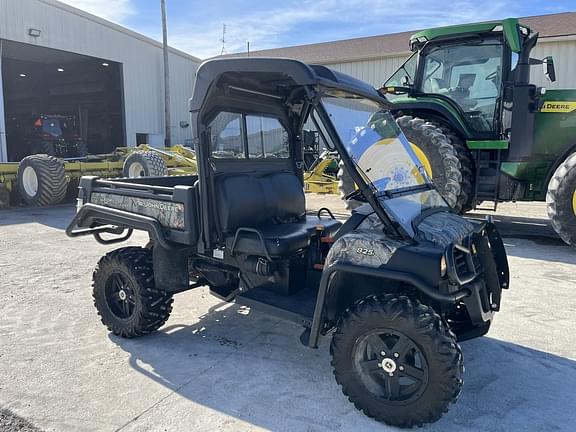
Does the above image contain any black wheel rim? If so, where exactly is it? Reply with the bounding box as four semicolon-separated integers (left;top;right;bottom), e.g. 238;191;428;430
353;328;429;405
105;272;136;320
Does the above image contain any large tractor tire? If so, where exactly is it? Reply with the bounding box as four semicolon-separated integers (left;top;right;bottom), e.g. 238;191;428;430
331;295;463;427
17;154;67;206
31;141;57;156
123;151;168;178
92;247;173;338
337;115;474;213
546;152;576;246
437;124;475;212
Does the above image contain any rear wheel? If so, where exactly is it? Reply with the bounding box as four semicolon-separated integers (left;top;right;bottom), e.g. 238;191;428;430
31;140;56;156
337;116;473;213
123;151;168;178
331;295;463;428
92;247;173;338
546;152;576;246
17;154;67;206
396;116;469;212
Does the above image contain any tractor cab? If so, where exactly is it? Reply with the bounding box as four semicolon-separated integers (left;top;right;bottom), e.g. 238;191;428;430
383;18;554;141
371;18;576;247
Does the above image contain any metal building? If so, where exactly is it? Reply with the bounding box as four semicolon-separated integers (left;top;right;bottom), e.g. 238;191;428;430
0;0;201;162
243;12;576;90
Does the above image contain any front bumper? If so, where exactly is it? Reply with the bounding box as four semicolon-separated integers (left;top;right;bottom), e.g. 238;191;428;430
446;222;510;324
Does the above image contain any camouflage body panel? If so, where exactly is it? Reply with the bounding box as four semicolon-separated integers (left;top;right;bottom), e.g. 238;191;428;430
416;211;476;247
91;192;185;230
325;230;409;268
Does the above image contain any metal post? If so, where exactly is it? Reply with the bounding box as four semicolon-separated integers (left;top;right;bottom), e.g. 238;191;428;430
0;40;7;162
161;0;171;147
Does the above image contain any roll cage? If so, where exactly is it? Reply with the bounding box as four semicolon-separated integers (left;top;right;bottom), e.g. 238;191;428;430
189;58;408;251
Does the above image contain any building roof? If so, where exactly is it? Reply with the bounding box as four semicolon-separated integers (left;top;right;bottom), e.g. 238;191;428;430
232;12;576;64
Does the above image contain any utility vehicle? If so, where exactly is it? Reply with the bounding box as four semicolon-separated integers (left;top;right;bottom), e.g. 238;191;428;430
339;18;576;246
67;58;509;427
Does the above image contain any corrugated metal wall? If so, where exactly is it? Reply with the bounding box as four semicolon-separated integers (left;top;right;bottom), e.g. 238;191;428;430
530;39;576;89
323;39;576;90
0;0;200;161
324;55;410;88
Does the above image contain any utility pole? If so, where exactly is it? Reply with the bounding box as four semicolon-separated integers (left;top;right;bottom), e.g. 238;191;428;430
161;0;171;146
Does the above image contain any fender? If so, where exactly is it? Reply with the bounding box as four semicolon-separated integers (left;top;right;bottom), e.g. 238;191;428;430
543;142;576;191
66;203;178;250
306;262;470;348
390;97;475;139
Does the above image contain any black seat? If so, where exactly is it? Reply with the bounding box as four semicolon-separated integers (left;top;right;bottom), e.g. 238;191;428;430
224;216;341;257
215;172;341;257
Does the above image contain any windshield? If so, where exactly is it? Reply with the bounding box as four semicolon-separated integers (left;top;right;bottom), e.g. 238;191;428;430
385;52;417;90
321;93;448;235
418;39;503;133
38;117;64;137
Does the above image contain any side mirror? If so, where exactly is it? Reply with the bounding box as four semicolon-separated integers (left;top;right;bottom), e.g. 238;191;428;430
543;56;556;83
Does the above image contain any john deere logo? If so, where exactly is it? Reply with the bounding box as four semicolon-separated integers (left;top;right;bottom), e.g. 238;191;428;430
541;102;576;113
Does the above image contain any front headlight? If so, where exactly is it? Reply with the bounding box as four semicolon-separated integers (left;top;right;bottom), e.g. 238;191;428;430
440;255;447;277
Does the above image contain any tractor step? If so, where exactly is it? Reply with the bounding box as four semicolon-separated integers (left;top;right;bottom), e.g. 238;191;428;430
473;150;502;211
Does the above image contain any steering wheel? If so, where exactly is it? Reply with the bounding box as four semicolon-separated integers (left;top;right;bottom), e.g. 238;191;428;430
485;71;498;81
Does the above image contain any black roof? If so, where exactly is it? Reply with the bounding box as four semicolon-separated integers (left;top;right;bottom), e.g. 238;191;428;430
189;57;384;112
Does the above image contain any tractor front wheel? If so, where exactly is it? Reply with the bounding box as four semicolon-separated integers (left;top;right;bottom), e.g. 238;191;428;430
546;152;576;246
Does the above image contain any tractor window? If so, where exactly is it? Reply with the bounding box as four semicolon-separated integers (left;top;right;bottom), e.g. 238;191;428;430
210;112;245;159
246;115;289;158
39;118;63;137
418;39;504;133
385;52;417;88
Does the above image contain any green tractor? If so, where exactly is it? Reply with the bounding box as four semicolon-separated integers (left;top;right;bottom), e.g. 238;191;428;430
340;18;576;245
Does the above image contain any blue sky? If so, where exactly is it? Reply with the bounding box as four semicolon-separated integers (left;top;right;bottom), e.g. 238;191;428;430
60;0;575;59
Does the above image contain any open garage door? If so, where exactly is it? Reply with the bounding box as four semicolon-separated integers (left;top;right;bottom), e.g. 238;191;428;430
1;40;125;161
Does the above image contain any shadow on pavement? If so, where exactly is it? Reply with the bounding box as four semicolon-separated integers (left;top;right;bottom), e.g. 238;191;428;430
0;204;75;229
467;212;563;245
113;301;576;431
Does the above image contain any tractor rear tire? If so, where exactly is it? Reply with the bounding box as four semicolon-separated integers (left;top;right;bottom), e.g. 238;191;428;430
437;125;475;212
337;159;360;210
17;154;67;206
396;116;466;211
331;295;463;427
337;116;473;213
546;152;576;246
123;151;168;178
31;141;57;157
92;247;173;338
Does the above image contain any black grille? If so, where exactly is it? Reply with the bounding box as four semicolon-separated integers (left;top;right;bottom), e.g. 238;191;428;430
453;249;470;278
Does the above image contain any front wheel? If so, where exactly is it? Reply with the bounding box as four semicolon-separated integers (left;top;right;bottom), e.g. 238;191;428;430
546;152;576;246
330;295;463;428
92;247;173;337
